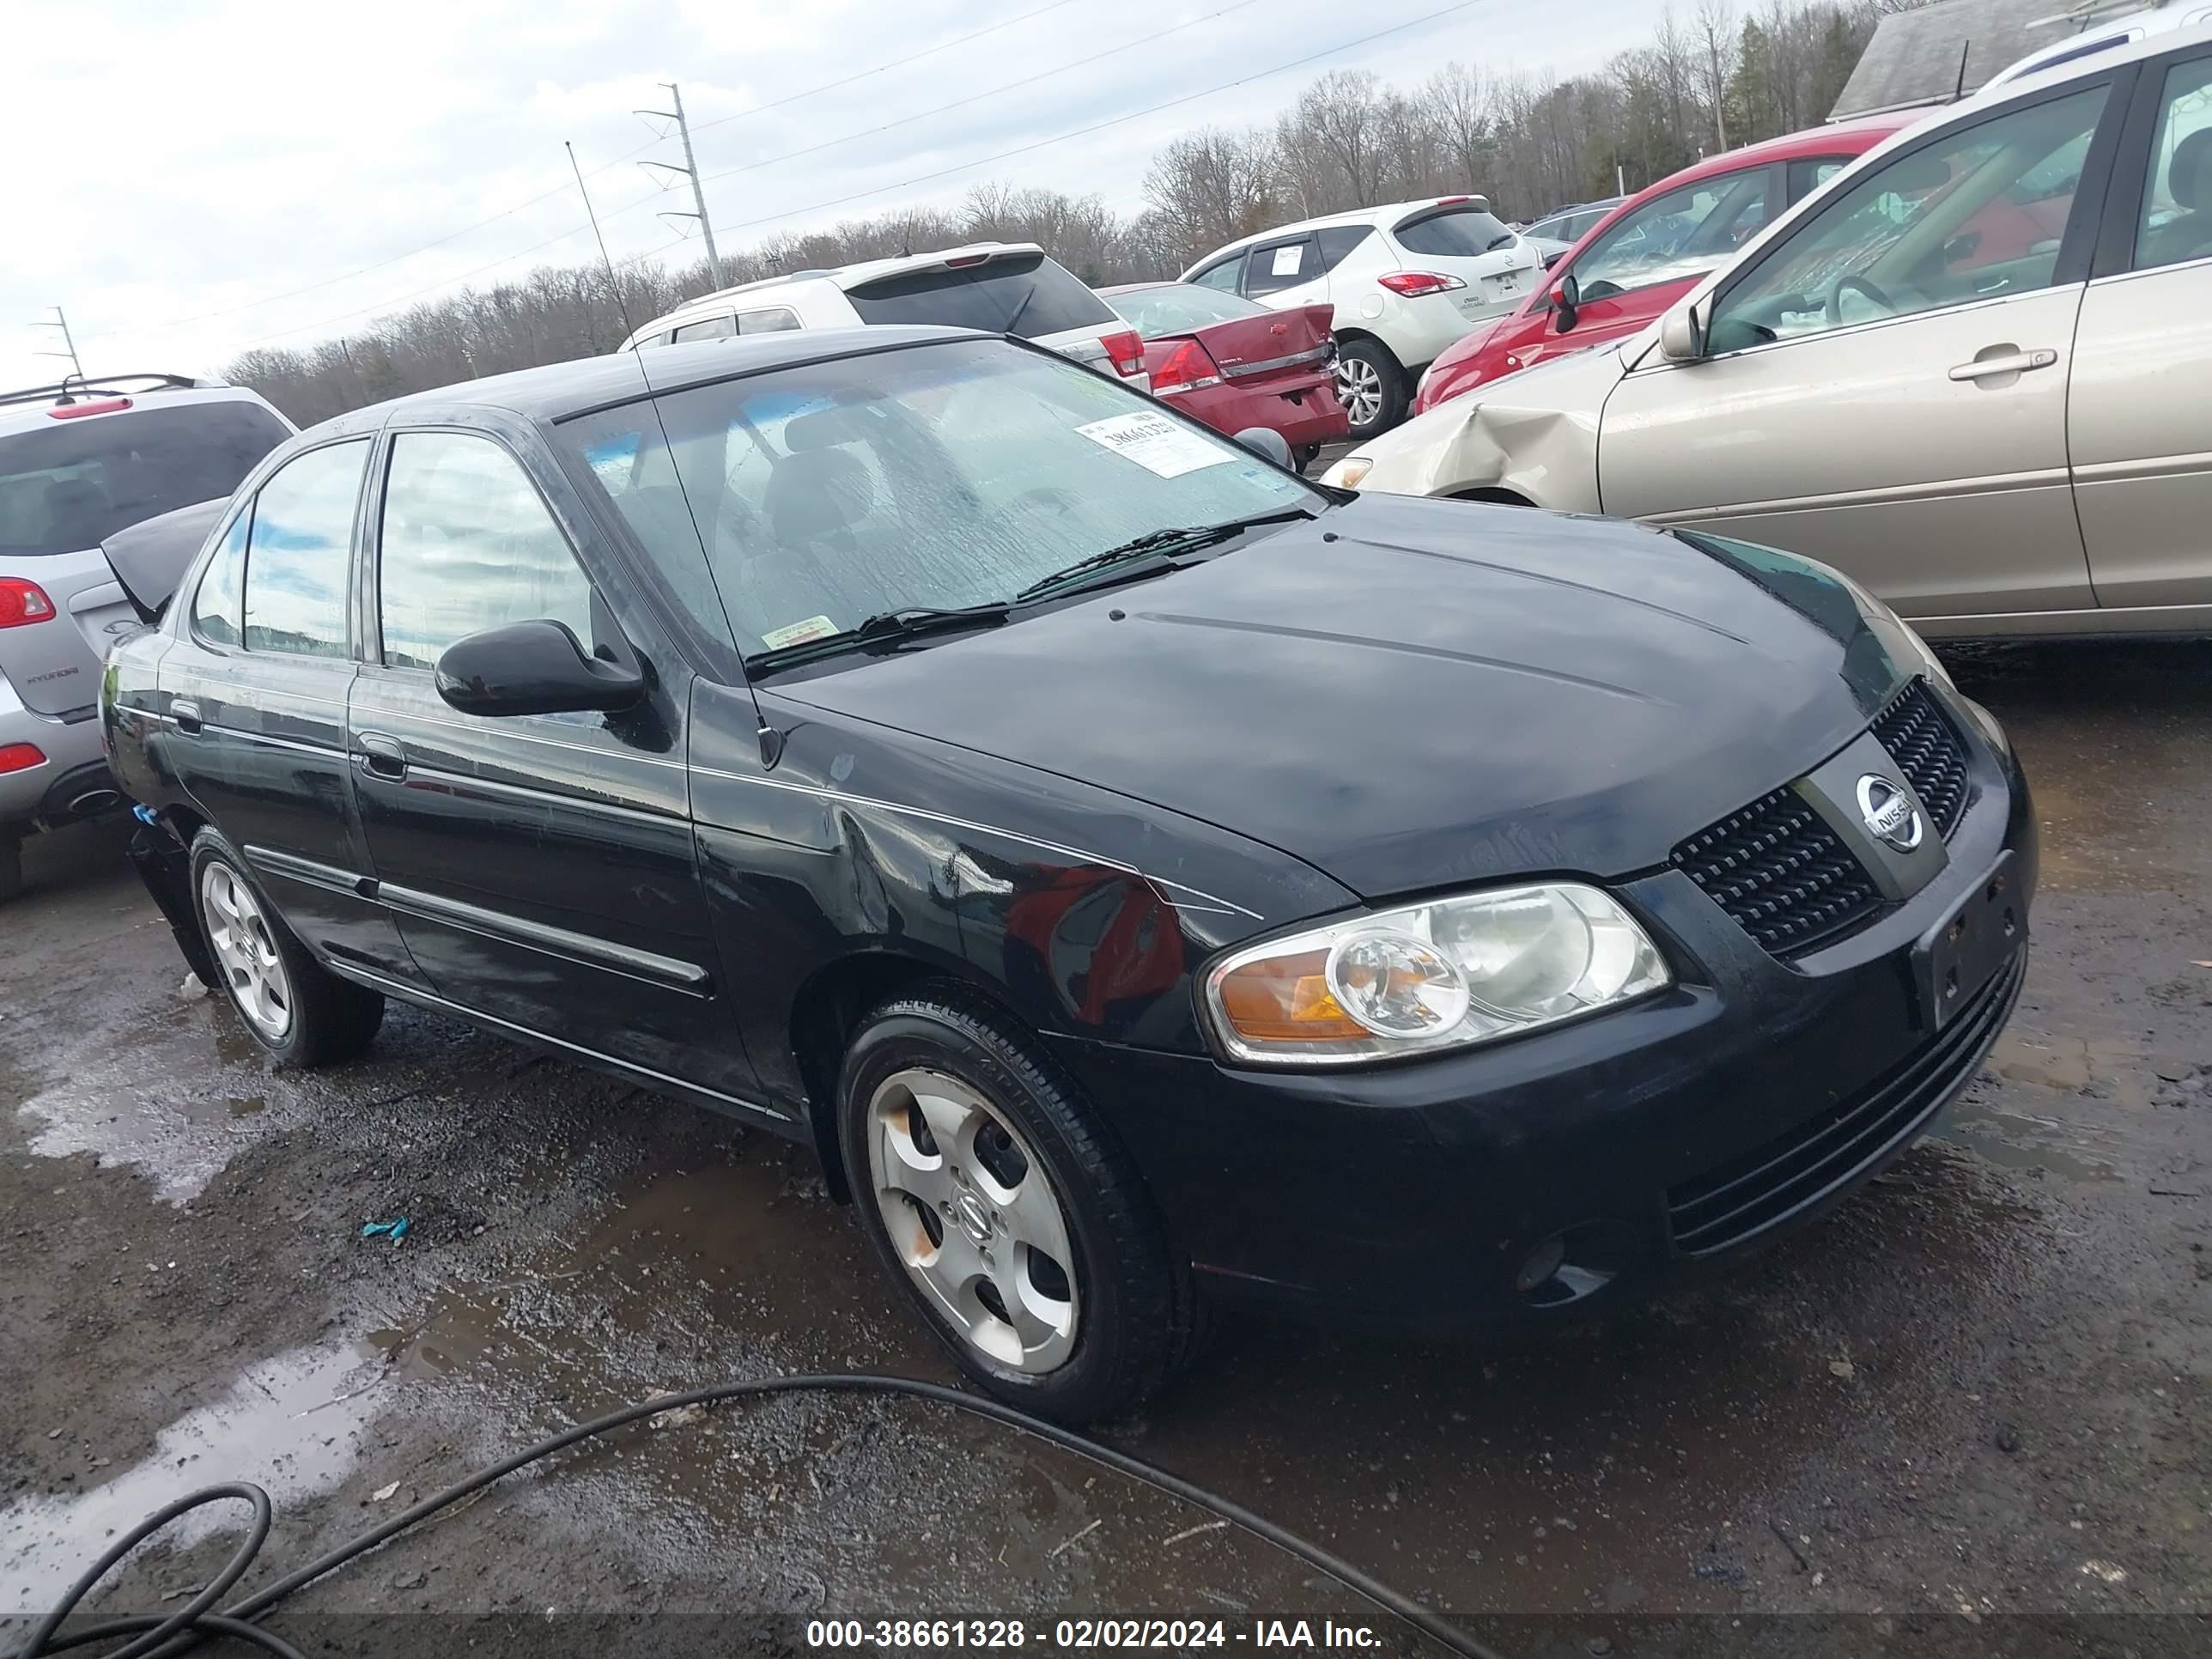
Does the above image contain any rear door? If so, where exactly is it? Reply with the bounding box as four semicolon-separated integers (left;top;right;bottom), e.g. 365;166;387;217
343;418;747;1098
1600;78;2124;621
0;396;289;716
2069;43;2212;611
161;436;419;983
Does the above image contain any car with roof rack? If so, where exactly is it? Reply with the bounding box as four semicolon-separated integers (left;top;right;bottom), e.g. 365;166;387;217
617;242;1151;392
101;324;2030;1422
0;373;292;901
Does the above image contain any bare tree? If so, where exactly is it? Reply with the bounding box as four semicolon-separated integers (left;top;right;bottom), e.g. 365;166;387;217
1692;0;1738;150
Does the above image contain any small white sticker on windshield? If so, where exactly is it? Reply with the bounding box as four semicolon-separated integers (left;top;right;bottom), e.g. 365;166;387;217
1074;412;1233;479
761;615;839;649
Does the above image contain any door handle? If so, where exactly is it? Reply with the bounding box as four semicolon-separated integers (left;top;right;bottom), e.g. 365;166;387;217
1948;348;2057;382
354;732;408;781
171;698;202;735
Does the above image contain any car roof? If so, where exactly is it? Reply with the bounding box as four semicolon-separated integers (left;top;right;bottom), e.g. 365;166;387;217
303;325;986;434
0;376;264;436
1968;14;2212;102
624;242;1052;346
1187;197;1502;266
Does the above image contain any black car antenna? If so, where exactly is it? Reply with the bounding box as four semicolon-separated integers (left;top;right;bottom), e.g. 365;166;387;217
568;140;640;343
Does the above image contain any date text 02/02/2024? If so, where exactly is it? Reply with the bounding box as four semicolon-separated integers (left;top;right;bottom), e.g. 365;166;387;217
803;1618;1389;1648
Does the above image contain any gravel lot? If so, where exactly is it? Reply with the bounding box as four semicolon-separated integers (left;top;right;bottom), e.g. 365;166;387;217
3;639;2208;1658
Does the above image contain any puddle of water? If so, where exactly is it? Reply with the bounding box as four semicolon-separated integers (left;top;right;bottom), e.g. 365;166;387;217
0;1342;387;1612
1929;1029;2156;1185
11;999;298;1204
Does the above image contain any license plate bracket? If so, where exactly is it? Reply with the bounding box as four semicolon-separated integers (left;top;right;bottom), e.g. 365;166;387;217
1911;852;2022;1030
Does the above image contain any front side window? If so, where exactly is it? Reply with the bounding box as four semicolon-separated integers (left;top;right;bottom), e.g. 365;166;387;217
560;338;1322;659
1244;237;1317;296
376;431;597;673
2135;53;2212;271
240;440;368;659
1710;86;2108;350
670;315;737;343
1572;169;1776;301
190;508;250;647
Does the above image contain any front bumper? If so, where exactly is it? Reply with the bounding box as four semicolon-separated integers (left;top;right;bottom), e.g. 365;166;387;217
1047;718;2036;1330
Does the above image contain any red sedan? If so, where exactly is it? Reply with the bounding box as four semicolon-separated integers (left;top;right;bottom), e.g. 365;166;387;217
1098;283;1347;467
1411;112;1920;415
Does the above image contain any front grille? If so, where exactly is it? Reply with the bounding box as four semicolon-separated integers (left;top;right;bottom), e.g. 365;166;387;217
1873;680;1969;838
1671;787;1883;958
1666;949;2022;1257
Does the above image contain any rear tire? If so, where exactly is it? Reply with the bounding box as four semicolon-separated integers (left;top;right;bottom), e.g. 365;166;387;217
0;832;21;905
1296;443;1322;472
838;985;1198;1424
188;829;383;1066
1334;339;1407;440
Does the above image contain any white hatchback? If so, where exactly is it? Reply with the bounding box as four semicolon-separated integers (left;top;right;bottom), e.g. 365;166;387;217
1181;198;1541;437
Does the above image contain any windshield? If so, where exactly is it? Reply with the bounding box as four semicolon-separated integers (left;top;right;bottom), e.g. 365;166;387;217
0;400;290;556
1569;171;1774;301
843;252;1116;338
560;337;1322;658
1105;285;1271;335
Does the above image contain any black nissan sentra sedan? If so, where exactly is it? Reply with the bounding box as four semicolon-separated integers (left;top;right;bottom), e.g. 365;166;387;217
101;325;2032;1422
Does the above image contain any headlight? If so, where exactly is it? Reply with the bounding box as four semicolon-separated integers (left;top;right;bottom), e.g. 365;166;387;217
1203;883;1671;1066
1327;456;1373;487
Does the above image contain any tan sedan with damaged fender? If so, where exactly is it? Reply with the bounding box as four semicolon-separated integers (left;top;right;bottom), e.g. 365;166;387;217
1325;22;2212;640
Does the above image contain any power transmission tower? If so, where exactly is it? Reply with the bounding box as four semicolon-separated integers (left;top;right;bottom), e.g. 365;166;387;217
33;307;84;380
635;82;724;289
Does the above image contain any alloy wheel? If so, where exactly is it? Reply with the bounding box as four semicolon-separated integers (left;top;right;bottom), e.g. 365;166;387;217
1334;355;1383;428
865;1067;1079;1372
200;862;293;1040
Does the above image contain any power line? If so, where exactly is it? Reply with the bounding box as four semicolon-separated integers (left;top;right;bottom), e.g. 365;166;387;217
627;0;1263;216
684;0;1081;137
93;1;1080;345
702;0;1492;239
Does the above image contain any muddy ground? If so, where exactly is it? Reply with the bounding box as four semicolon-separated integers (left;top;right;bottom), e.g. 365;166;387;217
3;640;2207;1658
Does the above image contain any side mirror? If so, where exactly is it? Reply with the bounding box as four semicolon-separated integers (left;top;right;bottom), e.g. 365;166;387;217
1657;298;1708;363
1550;273;1580;334
1231;426;1294;469
435;619;644;718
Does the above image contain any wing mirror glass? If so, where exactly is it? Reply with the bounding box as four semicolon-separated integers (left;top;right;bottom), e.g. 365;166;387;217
436;619;645;718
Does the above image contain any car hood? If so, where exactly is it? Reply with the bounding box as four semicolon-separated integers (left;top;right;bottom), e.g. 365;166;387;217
768;495;1916;900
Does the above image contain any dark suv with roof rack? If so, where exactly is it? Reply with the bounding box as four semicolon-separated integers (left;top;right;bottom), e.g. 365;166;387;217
0;374;293;901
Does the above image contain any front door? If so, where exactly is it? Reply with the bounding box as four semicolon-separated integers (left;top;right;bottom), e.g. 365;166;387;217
2070;46;2212;612
343;423;750;1102
1600;81;2119;622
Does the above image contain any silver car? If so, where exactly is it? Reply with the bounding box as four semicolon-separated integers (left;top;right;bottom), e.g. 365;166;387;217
1328;21;2212;640
0;374;291;900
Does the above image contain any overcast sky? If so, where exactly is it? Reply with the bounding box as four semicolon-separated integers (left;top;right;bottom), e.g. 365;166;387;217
2;0;1664;391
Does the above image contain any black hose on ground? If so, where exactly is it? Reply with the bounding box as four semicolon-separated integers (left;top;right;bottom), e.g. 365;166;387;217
10;1372;1507;1659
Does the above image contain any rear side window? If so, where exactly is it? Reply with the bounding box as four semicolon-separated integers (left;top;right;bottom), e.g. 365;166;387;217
1787;157;1852;201
1316;225;1376;271
0;400;290;557
845;252;1115;337
191;510;250;647
738;307;802;333
671;315;737;343
241;440;368;659
1393;206;1516;258
376;431;598;672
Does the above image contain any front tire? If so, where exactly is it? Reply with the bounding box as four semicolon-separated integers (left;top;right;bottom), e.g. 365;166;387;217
1333;339;1407;439
838;987;1197;1423
188;830;383;1066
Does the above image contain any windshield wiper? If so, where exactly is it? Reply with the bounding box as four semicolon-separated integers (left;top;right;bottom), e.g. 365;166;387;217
1013;507;1316;604
745;603;1011;672
1486;231;1519;251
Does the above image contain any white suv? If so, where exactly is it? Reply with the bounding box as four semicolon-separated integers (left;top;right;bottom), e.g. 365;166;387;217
620;243;1151;391
0;374;293;900
1180;198;1541;437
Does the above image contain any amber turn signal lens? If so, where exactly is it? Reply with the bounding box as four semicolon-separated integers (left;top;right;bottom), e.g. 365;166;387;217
1213;948;1369;1042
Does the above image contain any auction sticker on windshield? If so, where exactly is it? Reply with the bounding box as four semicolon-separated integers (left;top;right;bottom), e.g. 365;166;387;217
762;615;840;649
1075;411;1232;479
